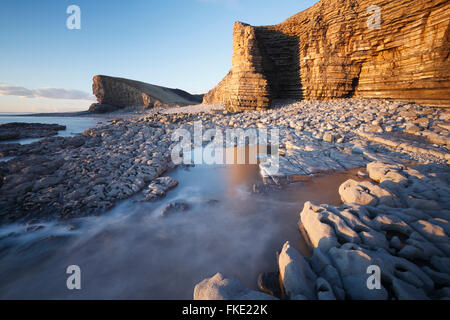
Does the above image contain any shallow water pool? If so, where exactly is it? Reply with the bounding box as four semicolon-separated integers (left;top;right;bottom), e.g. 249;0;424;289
0;158;362;299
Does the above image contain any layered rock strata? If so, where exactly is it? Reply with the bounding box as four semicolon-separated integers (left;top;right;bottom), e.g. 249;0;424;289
204;0;450;110
91;75;203;111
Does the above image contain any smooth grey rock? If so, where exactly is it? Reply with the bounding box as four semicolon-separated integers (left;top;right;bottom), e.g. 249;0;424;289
328;246;389;300
257;272;282;298
359;229;389;250
397;245;426;260
316;277;336;300
194;273;278;300
431;218;450;236
374;249;434;293
320;264;345;300
278;241;317;300
392;278;429;300
366;162;407;185
390;236;403;250
422;267;450;287
341;179;400;208
411;220;448;243
291;294;308;300
407;197;441;211
299;202;339;251
321;206;360;244
339;179;378;206
337;208;371;233
372;214;412;235
431;256;450;274
310;247;332;275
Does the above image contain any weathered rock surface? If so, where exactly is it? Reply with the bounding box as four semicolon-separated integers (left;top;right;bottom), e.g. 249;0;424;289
0;97;448;300
0;113;186;223
194;160;449;300
278;241;317;299
141;176;179;202
88;103;120;114
0;122;66;141
161;201;190;217
205;0;450;110
338;179;398;207
92;75;203;110
1;98;447;227
193;273;278;300
295;161;450;300
257;272;282;298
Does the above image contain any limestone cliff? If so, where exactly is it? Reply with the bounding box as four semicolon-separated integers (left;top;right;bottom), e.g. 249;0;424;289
202;71;232;105
92;75;203;110
204;0;450;111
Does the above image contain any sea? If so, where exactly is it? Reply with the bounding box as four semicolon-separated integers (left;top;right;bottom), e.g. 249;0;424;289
0;113;105;145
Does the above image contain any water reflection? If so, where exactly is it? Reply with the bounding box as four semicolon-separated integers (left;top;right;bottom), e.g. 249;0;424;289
0;147;362;299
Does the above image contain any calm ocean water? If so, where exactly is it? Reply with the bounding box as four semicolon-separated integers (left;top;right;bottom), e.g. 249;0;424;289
0;113;104;145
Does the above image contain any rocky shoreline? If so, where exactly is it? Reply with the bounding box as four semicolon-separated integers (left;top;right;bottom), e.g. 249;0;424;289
195;161;450;300
0;98;449;299
0;122;66;141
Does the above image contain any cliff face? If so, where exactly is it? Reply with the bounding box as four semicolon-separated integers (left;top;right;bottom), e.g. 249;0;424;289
204;0;450;111
202;71;232;105
92;75;203;110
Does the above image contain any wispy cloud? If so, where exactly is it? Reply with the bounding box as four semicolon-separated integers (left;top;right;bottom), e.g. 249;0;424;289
0;83;95;101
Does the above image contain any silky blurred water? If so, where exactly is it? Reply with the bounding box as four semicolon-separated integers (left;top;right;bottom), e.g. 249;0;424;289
0;156;360;299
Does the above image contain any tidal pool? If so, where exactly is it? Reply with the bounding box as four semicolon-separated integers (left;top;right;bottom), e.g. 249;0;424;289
0;156;362;299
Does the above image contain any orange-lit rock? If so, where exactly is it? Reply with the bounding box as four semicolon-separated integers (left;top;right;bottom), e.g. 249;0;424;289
205;0;450;111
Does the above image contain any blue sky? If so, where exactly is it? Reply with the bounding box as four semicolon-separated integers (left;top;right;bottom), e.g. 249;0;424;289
0;0;317;112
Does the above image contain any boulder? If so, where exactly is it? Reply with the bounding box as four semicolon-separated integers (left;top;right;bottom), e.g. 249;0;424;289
142;177;179;201
339;179;398;207
257;272;282;298
161;201;190;217
194;273;278;300
366;162;407;185
278;241;317;299
391;278;429;300
299;202;339;251
316;277;336;300
328;246;389;300
339;179;378;206
431;256;450;274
